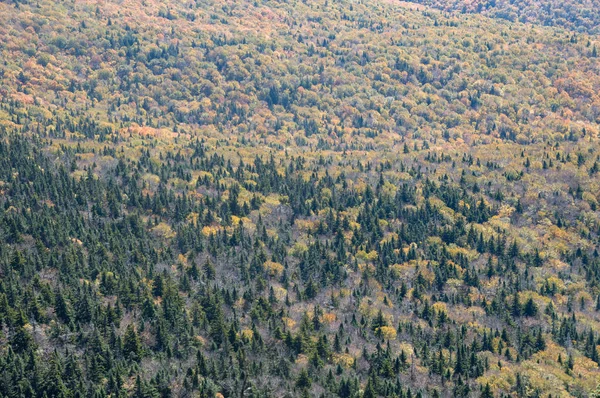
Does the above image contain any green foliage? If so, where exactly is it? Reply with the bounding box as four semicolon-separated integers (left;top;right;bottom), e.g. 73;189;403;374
0;0;599;396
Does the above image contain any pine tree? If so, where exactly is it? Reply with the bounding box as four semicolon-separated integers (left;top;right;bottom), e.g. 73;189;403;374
42;353;68;398
535;329;546;352
123;324;142;361
511;292;521;317
203;259;216;280
296;368;311;389
363;376;377;398
208;296;226;347
54;289;73;324
11;326;36;353
481;383;493;398
523;297;538;317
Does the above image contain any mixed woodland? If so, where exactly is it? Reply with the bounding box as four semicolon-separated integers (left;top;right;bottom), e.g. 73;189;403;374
0;0;600;396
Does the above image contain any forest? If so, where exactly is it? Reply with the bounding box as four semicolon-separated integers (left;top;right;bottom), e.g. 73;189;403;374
0;0;600;397
406;0;600;34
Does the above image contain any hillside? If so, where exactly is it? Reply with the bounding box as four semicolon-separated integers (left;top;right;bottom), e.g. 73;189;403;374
0;0;600;397
405;0;600;34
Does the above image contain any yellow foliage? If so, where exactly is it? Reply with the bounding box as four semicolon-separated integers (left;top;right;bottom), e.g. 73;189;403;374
143;173;161;187
566;281;587;296
263;194;281;205
295;354;308;365
446;278;464;289
263;260;284;277
202;225;220;236
546;276;565;291
426;236;442;246
186;212;199;225
389;261;419;278
357;262;376;273
358;301;376;318
498;204;515;217
151;222;175;239
583;192;597;206
418;267;435;285
398;342;414;358
282;317;296;329
445;244;478;261
321;312;336;324
576;291;593;305
240;329;254;342
432;302;447;313
332;353;355;368
548;259;569;271
349;221;361;230
195;335;206;346
356;250;378;261
376;326;397;340
290;242;309;257
380;232;398;245
234;298;245;310
273;286;287;301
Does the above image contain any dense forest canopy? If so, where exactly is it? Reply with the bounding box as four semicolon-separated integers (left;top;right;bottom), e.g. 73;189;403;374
0;0;600;397
405;0;600;34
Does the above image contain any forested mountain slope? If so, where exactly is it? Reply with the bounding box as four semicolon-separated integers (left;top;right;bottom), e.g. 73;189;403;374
0;0;600;397
404;0;600;34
